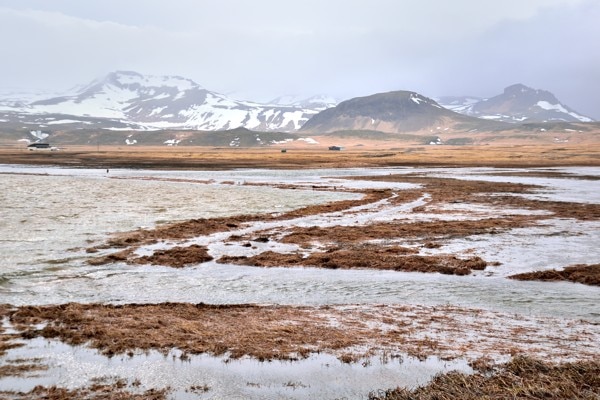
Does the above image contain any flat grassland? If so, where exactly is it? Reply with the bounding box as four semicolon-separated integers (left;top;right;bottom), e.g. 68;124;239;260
2;143;600;169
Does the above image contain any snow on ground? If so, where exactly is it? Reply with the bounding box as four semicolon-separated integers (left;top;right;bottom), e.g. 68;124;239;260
46;119;92;125
297;137;319;144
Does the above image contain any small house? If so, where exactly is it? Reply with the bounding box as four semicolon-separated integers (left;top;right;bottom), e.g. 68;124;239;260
27;143;51;150
328;146;343;151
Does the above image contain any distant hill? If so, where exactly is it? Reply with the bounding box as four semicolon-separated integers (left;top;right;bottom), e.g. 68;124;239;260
300;91;506;133
437;84;593;123
11;126;309;147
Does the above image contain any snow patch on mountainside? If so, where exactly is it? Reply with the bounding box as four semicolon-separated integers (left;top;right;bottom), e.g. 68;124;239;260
0;71;336;132
536;101;592;122
437;85;593;123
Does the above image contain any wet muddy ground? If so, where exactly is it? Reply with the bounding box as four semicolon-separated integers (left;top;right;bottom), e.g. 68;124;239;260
1;165;599;399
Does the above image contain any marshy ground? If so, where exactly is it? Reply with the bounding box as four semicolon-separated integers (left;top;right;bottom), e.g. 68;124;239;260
0;156;599;399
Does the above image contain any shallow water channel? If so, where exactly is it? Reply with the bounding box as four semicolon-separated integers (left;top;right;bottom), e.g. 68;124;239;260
0;164;599;398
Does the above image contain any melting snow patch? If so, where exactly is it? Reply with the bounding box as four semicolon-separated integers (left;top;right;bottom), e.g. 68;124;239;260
410;93;423;105
298;137;319;144
47;119;91;125
271;138;293;144
480;115;502;120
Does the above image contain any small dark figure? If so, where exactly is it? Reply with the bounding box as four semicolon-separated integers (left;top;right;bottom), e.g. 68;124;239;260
106;169;109;173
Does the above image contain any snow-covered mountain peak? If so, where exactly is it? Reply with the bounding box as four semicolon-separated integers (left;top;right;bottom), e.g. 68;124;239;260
74;71;202;102
438;84;593;123
2;71;331;132
500;83;558;104
103;71;201;92
504;83;535;95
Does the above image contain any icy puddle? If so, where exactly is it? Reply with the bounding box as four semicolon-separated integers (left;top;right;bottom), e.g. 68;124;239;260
0;338;471;399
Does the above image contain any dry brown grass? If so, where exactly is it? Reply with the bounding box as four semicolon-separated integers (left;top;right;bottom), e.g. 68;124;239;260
8;303;355;360
509;264;600;286
350;174;600;220
280;217;538;247
0;385;168;400
86;188;393;267
87;173;599;277
218;245;488;276
2;143;600;170
130;244;213;268
6;303;600;363
0;304;23;357
488;170;600;180
369;356;600;400
0;359;48;378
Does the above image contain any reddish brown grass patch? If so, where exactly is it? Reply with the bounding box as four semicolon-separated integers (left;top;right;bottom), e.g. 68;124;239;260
509;264;600;286
219;245;487;275
0;384;168;400
130;245;213;268
369;356;600;400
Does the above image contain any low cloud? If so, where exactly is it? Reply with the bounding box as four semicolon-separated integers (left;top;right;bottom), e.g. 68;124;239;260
0;0;597;118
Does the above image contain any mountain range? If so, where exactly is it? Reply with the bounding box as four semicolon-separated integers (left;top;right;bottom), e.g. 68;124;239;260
0;71;596;147
0;71;333;132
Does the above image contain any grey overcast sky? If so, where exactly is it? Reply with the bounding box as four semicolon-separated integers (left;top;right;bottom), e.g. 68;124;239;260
0;0;598;118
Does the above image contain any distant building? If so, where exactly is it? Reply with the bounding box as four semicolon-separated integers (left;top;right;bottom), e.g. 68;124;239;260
27;143;51;150
328;146;343;151
27;142;57;151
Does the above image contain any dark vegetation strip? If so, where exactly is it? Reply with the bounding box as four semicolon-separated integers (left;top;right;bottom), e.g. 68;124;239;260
368;356;600;400
509;264;600;286
347;174;600;220
218;245;489;276
0;385;168;400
